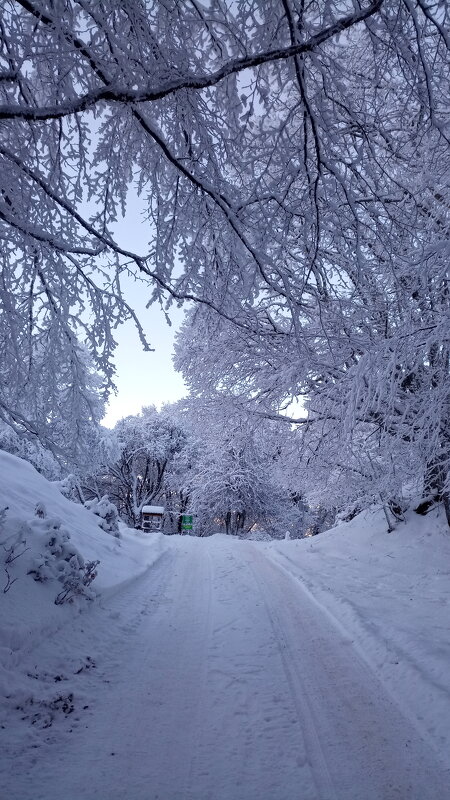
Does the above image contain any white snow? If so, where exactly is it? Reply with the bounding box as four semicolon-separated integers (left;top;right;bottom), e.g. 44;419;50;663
2;454;450;798
0;451;167;704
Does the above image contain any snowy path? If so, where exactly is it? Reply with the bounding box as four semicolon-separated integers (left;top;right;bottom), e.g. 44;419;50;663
5;535;450;800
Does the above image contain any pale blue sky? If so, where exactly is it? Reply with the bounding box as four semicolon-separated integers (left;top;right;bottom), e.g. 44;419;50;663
101;193;188;428
101;298;187;428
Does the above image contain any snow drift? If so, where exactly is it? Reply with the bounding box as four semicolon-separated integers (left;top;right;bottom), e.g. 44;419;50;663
0;451;166;695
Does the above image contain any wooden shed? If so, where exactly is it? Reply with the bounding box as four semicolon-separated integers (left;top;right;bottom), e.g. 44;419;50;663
141;505;164;532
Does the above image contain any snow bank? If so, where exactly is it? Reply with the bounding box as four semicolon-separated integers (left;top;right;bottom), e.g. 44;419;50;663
0;451;166;690
266;505;450;759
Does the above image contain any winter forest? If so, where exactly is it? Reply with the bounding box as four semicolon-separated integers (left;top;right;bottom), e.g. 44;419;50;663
2;2;450;798
0;0;448;535
1;0;449;539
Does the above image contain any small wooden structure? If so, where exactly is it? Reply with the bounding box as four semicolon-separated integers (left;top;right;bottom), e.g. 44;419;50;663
141;505;164;532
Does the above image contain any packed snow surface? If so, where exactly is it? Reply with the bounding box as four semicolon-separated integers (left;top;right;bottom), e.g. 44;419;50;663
1;454;450;798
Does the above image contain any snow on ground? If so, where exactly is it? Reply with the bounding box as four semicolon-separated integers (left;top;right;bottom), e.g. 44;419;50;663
266;505;450;758
1;453;450;799
0;452;167;751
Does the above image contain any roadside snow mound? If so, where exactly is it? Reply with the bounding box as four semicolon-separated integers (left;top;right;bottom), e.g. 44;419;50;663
0;451;166;694
266;504;450;759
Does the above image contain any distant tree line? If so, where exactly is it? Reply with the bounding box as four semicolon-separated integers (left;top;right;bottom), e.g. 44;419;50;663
78;402;311;539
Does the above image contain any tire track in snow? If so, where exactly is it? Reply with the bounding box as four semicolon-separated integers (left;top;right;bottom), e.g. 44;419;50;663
183;541;320;800
246;547;339;800
116;537;215;800
5;541;215;800
6;536;450;800
182;544;260;799
171;542;215;797
264;545;450;763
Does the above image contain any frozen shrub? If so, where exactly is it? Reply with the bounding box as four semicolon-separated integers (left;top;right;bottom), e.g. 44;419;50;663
84;495;120;537
54;558;100;605
34;502;46;518
53;474;78;501
2;510;29;593
27;516;99;604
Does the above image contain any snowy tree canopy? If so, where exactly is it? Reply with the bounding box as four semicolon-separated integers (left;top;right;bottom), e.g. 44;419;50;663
178;395;304;536
1;1;449;511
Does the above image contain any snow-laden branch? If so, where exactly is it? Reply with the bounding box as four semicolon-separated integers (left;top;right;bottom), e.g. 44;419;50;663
1;1;383;120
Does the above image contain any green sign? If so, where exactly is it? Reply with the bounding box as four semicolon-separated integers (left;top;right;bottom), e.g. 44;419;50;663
181;514;193;531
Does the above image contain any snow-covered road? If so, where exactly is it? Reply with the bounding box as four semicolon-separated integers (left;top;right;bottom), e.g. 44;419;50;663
6;535;450;799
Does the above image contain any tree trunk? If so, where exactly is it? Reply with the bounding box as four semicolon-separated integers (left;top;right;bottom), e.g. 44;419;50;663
225;511;231;535
443;492;450;527
415;455;450;525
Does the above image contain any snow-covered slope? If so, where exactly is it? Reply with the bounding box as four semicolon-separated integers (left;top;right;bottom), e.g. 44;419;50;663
0;451;166;693
267;505;450;758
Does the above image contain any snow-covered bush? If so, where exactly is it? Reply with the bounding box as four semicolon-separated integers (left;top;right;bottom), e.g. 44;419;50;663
245;529;274;542
52;474;79;502
27;513;99;604
84;495;120;537
2;508;29;594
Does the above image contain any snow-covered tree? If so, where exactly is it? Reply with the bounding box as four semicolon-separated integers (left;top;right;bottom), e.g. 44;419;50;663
88;406;187;527
1;2;449;518
0;288;106;469
163;428;199;535
0;420;61;480
176;240;450;522
180;398;299;537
